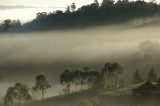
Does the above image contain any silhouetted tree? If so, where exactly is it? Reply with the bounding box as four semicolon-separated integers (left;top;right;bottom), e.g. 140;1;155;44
60;67;100;93
54;10;63;15
147;68;158;82
91;73;106;95
65;5;71;13
74;67;97;91
60;68;74;94
33;74;51;100
4;83;31;106
94;0;99;6
79;68;86;91
36;12;47;19
133;70;144;84
11;19;21;27
14;83;31;102
73;68;87;92
101;62;123;88
71;3;76;12
4;87;14;106
1;19;11;31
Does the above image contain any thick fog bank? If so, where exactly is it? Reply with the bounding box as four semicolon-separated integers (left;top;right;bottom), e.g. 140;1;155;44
1;24;160;96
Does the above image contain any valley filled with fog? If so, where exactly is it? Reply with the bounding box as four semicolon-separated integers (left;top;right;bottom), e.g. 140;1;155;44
0;22;160;98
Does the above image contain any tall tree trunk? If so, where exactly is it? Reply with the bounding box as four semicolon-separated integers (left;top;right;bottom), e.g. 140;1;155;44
115;76;118;88
81;80;83;92
42;89;44;100
75;83;78;92
67;83;70;95
107;77;110;88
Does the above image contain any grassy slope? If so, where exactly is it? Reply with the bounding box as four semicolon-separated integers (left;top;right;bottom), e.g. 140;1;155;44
22;83;160;106
23;90;95;106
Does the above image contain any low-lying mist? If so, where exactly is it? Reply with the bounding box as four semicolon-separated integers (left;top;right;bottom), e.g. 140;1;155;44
1;20;160;97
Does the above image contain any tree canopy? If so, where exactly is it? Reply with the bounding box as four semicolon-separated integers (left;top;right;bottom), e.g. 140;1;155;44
1;0;160;32
33;74;51;100
133;70;144;84
147;68;158;82
4;83;31;106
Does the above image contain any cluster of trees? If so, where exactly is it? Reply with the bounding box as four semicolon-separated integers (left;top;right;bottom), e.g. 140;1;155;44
3;62;123;106
59;62;160;96
4;62;160;106
59;63;160;96
60;67;99;94
133;68;158;84
132;68;160;96
4;74;51;106
60;62;124;95
101;63;124;88
4;83;31;106
1;0;160;32
0;19;21;32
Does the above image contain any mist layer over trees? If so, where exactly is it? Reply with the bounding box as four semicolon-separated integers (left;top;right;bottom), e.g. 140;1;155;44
1;0;160;106
0;25;160;98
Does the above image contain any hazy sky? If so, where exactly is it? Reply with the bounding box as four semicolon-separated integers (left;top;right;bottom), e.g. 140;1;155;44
0;0;104;23
0;0;100;7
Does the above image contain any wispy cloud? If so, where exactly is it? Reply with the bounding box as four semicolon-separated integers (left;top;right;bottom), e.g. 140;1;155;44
0;5;66;10
0;5;34;10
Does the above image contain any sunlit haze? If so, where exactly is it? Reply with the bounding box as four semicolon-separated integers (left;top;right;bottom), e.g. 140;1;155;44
0;0;104;23
0;8;59;23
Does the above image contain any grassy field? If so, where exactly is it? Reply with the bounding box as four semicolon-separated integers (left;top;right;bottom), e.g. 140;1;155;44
21;83;160;106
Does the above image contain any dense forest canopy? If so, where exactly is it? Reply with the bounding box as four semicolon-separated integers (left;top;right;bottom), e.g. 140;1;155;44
0;0;160;32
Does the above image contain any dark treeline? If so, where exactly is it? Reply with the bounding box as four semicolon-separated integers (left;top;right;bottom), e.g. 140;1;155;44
1;0;160;32
4;74;51;106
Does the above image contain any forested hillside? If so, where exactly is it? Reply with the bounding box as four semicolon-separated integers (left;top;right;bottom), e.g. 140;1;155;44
1;0;160;32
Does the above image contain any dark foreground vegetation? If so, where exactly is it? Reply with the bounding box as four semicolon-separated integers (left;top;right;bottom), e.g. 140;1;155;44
3;62;160;106
1;0;160;32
